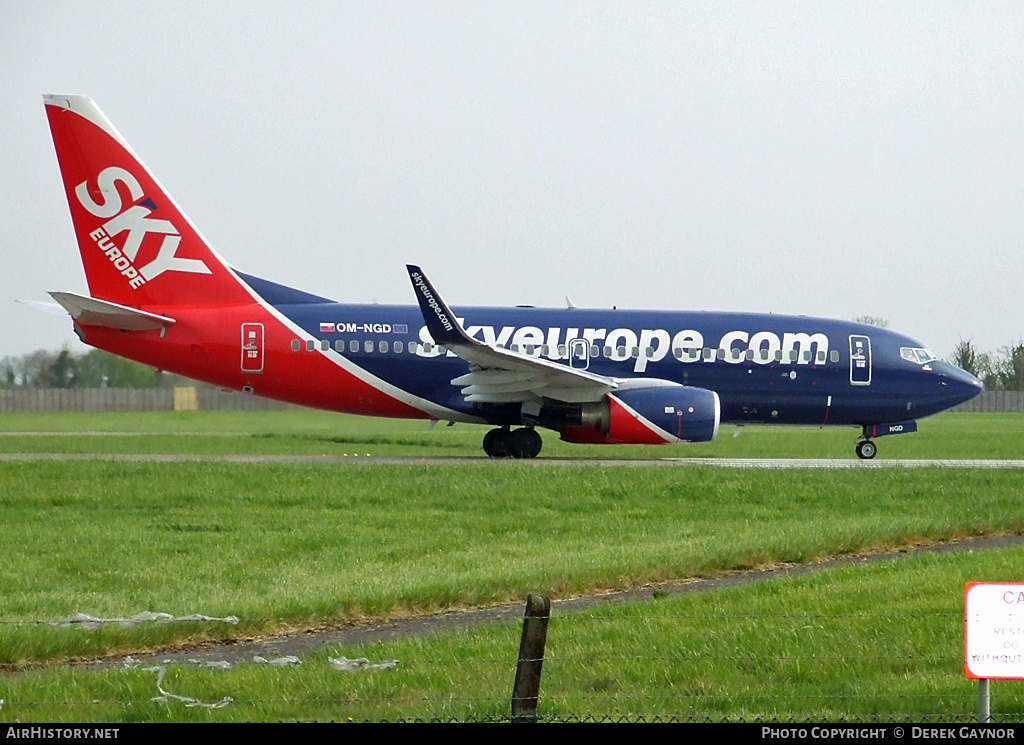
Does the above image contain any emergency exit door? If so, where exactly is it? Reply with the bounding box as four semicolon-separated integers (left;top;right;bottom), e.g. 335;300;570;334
849;335;871;386
241;323;265;373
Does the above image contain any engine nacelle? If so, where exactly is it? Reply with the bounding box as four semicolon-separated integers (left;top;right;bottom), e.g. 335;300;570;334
558;385;720;445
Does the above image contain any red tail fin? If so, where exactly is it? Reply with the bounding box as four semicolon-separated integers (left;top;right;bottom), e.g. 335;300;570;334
44;95;251;308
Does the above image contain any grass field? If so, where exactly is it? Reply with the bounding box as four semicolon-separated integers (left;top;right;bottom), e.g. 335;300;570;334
0;408;1021;458
5;546;1024;722
0;410;1022;721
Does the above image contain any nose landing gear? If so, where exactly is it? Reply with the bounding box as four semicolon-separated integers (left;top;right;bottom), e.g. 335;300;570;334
855;420;918;460
482;427;542;459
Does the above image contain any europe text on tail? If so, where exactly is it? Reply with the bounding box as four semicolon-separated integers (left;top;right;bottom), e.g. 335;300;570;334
43;95;982;458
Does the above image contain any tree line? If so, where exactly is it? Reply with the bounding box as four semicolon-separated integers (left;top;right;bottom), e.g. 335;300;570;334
949;339;1024;392
0;347;173;389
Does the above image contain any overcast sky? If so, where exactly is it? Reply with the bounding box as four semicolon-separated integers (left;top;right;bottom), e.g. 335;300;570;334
3;2;1022;360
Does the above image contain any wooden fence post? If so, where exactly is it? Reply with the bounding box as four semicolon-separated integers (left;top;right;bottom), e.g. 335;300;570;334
511;594;551;723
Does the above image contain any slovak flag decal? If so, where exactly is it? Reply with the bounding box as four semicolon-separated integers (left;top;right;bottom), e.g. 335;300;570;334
319;322;335;333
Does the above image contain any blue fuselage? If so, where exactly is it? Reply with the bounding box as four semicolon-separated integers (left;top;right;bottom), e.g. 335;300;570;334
243;274;982;428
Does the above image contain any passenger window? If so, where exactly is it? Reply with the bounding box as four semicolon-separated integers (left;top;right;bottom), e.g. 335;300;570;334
775;350;783;362
717;348;725;360
395;341;404;354
604;346;613;357
306;340;315;352
674;348;683;360
364;340;373;353
379;341;388;353
558;345;567;357
744;349;754;361
320;340;329;351
423;343;433;353
704;348;715;361
830;350;839;363
590;345;600;357
291;339;301;352
350;340;359;353
525;344;535;355
335;340;344;352
631;348;640;358
803;351;812;362
540;345;549;356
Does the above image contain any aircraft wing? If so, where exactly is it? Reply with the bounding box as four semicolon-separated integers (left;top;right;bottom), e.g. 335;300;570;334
407;265;616;404
49;292;176;332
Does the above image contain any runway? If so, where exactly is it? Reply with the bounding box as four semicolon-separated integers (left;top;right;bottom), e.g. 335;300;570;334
1;453;1023;467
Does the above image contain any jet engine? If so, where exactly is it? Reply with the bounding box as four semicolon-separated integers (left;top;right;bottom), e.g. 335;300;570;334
524;384;720;445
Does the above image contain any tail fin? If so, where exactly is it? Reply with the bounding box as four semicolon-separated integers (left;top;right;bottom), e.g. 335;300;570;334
44;95;251;308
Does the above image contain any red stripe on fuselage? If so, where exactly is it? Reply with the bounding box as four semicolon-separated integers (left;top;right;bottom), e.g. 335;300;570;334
80;302;428;419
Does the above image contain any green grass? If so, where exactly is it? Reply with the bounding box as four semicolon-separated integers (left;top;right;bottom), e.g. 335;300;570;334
4;545;1024;722
0;409;1022;721
0;409;1020;458
1;461;1022;667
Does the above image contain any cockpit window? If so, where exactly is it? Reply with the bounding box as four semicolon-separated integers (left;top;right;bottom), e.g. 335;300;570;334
900;347;937;365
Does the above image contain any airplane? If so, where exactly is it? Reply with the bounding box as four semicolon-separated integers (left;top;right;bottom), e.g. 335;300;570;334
41;94;983;459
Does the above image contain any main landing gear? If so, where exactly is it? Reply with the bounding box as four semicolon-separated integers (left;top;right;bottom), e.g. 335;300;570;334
482;427;543;459
855;439;877;460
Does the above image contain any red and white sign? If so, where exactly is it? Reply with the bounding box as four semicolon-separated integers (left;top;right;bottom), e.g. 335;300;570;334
965;582;1024;679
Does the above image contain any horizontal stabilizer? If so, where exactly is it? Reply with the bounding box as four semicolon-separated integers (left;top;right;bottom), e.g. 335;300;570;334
49;291;176;331
17;299;70;318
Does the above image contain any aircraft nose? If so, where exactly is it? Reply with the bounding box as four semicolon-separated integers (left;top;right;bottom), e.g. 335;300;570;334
936;361;984;407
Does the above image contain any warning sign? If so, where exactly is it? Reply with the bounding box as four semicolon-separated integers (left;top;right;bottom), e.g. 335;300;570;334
965;582;1024;679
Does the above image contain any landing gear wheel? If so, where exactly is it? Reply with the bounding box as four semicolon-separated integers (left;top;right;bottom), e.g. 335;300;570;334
483;427;513;458
510;428;543;459
855;440;877;460
482;428;497;456
482;427;542;458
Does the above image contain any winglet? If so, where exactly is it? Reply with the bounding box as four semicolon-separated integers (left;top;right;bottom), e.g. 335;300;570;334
406;265;475;347
404;265;617;402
